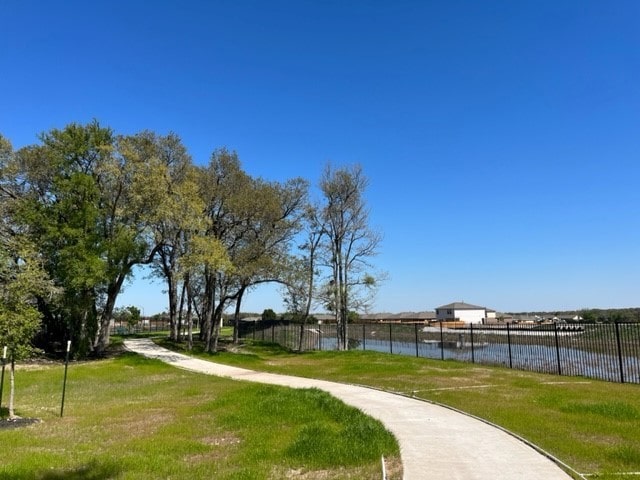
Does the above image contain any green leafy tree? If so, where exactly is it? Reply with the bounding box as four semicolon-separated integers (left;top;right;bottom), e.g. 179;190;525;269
113;305;141;329
0;136;56;418
7;122;168;356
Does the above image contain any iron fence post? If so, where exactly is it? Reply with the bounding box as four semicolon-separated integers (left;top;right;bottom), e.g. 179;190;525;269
415;323;419;358
507;323;513;369
300;324;304;351
389;323;393;354
362;324;366;351
554;322;562;376
470;323;475;364
615;322;625;383
440;321;444;360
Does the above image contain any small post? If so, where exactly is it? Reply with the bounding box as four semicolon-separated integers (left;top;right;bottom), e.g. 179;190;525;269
0;346;7;416
507;323;513;369
389;323;393;354
60;340;71;417
414;323;419;358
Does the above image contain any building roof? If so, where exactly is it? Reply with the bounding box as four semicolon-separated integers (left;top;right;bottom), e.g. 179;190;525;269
436;302;487;310
390;311;436;320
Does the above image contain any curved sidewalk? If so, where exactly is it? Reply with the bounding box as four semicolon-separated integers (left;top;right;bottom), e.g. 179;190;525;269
124;338;573;480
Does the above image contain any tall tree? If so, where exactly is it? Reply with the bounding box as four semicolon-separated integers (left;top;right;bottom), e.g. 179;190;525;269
8;122;168;355
0;135;56;418
319;164;382;350
281;202;324;351
141;133;204;341
194;149;307;352
13;122;115;355
228;177;308;344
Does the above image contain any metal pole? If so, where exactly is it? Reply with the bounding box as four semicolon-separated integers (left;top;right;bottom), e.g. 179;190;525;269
0;346;6;416
60;341;71;417
470;323;475;364
615;322;625;383
507;323;513;369
439;321;444;360
554;322;562;376
415;323;419;358
389;323;393;354
362;324;366;351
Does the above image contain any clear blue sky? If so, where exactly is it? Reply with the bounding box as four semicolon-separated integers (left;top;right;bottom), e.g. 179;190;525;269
2;1;639;314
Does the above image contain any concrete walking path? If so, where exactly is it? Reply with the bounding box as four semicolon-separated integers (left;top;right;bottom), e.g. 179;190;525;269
124;338;573;480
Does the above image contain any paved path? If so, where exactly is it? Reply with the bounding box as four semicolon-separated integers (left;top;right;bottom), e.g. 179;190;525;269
124;338;574;480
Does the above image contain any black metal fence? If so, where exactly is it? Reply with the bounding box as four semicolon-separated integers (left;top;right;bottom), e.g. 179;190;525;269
109;320;170;335
240;321;640;384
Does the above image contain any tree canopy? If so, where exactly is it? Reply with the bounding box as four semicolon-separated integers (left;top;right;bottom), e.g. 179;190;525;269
0;122;383;357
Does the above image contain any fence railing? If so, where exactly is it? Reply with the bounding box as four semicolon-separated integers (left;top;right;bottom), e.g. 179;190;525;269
240;321;640;384
109;320;170;335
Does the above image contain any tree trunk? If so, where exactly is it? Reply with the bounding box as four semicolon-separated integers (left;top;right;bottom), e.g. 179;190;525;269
232;285;247;344
167;273;179;341
203;271;216;352
8;358;16;419
185;273;193;350
211;300;226;353
95;274;127;354
176;280;187;342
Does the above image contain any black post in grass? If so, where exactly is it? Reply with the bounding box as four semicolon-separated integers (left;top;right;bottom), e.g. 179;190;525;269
0;346;6;416
60;341;71;417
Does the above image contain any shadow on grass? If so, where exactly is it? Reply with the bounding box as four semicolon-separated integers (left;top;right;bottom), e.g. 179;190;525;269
0;460;122;480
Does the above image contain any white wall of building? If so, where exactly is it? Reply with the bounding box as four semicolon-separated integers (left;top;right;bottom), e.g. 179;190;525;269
457;309;485;324
436;307;486;324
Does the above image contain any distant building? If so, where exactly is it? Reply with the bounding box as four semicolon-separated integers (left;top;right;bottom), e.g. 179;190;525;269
358;312;435;323
435;302;488;324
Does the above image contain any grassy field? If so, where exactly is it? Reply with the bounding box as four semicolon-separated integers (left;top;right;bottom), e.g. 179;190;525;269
0;346;400;480
161;337;640;480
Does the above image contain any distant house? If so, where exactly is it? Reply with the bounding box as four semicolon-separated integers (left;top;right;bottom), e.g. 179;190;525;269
558;314;583;323
358;312;435;323
435;302;488;324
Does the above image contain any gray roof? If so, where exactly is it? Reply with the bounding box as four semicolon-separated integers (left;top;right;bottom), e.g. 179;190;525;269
390;311;436;320
436;302;487;310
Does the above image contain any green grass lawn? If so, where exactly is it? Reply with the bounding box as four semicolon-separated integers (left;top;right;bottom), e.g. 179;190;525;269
163;337;640;480
0;350;400;480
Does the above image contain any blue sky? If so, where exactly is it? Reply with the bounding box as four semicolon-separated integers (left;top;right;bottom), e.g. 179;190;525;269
2;1;639;314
